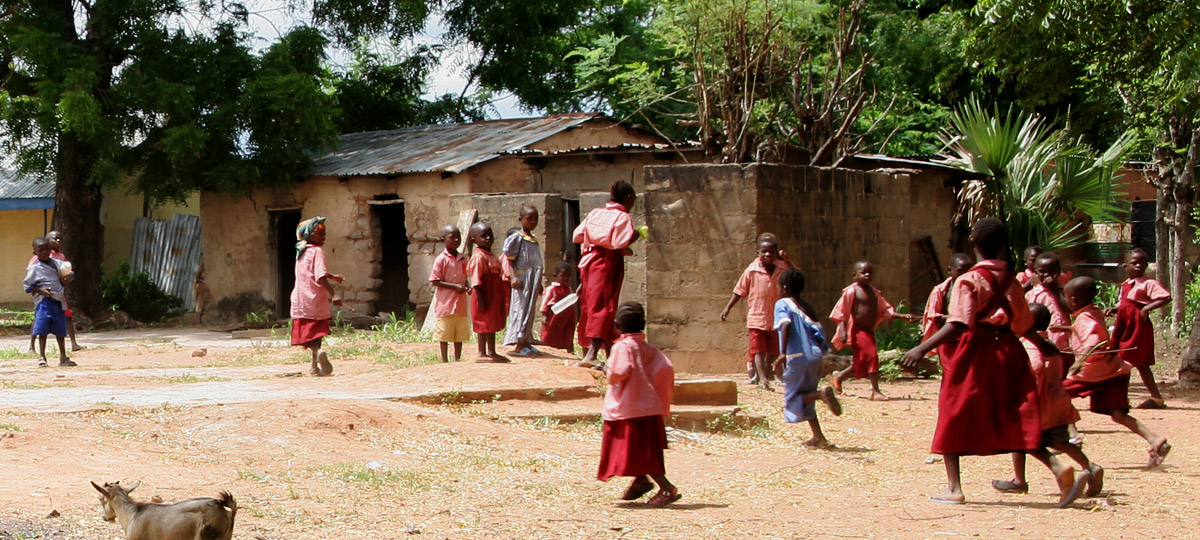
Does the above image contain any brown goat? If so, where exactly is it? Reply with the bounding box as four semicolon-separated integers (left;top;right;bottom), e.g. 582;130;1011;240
91;481;237;540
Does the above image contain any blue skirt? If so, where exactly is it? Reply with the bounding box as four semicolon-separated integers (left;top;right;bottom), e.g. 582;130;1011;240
33;299;68;337
783;354;824;422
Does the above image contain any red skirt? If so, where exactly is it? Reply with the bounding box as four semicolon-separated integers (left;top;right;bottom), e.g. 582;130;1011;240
577;248;624;353
748;328;780;360
1111;299;1154;367
291;318;330;346
471;272;509;333
540;311;576;350
1063;374;1130;414
851;327;879;378
597;415;667;481
932;324;1041;455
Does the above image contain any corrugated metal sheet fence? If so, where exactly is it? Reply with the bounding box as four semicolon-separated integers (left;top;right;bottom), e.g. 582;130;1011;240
129;214;203;311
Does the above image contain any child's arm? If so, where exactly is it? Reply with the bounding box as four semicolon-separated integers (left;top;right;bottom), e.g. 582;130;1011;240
432;280;469;293
901;321;965;368
317;275;343;306
773;320;791;370
1141;297;1170;317
720;293;743;321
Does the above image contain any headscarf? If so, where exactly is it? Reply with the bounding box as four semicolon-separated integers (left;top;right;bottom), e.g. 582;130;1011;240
295;217;326;260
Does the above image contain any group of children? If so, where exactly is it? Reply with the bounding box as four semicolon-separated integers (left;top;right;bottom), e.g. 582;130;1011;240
23;231;81;368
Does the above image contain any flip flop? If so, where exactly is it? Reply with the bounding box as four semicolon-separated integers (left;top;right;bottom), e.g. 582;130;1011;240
990;480;1029;494
1149;441;1172;467
822;386;843;416
58;359;77;367
621;480;654;501
510;347;533;357
1085;465;1104;497
36;359;47;368
1057;469;1091;508
646;489;681;508
928;493;964;505
1136;398;1167;409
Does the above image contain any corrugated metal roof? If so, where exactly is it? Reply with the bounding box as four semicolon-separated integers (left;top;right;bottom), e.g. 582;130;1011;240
498;142;700;157
130;214;203;311
0;169;54;199
305;113;603;177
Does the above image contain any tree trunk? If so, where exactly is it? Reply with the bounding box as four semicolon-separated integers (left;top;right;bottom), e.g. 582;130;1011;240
52;133;107;318
1155;188;1169;280
1178;309;1200;388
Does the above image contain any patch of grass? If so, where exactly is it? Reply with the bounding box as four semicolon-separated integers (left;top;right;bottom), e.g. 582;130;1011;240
704;412;771;438
0;423;25;432
372;348;443;369
329;462;431;493
166;373;223;384
371;311;434;343
0;380;66;390
0;347;34;359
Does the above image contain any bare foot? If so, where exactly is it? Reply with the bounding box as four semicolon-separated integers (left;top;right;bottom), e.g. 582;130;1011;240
317;351;333;376
831;377;843;394
803;437;830;449
489;353;511;363
71;343;85;352
1085;464;1104;497
821;386;842;416
1055;468;1089;508
869;392;889;401
928;490;965;505
1148;439;1171;467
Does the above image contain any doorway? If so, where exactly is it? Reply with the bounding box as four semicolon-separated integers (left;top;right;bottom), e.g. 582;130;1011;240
370;198;410;316
562;198;581;287
271;209;302;319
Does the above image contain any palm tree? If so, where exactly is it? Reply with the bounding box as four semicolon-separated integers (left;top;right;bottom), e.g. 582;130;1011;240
938;98;1134;266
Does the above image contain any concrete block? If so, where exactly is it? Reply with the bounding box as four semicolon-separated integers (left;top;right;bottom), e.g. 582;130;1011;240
647;322;678;350
231;329;273;339
672;378;738;405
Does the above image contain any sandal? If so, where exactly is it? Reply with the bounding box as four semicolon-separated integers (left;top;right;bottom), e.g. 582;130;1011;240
1149;441;1172;467
646;489;681;508
1136;398;1167;409
990;479;1029;494
928;492;964;505
36;359;47;368
1085;464;1104;497
621;479;654;501
58;359;77;367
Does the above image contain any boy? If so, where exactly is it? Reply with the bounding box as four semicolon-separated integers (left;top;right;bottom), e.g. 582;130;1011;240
1026;252;1074;372
992;304;1100;504
597;301;680;508
574;180;639;368
1061;276;1170;466
429;225;470;362
468;221;509;363
503;206;544;357
829;260;917;400
901;217;1044;505
539;261;577;353
1017;246;1044;291
24;237;75;367
1108;248;1171;408
721;235;790;390
290;217;344;376
28;230;82;352
922;253;972;365
772;268;841;448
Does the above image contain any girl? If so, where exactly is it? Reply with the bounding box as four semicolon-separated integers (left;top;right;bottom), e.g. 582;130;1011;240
539;261;577;353
290;217;344;376
468;221;509;362
772;268;841;448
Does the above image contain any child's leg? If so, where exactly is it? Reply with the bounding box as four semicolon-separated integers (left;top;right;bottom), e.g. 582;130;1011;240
37;335;48;365
55;335;68;362
1027;449;1088;506
805;417;828;447
28;334;35;352
67;315;82;350
753;353;773;391
867;372;887;400
1136;365;1164;402
477;334;489;359
581;341;600;365
453;342;463;360
992;452;1028;492
1110;410;1169;462
1053;441;1103;496
439;342;449;363
649;474;677;496
931;454;965;503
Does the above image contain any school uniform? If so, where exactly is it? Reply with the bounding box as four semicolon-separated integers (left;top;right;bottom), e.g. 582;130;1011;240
429;249;470;342
1110;276;1169;368
24;258;69;338
774;298;828;422
1063;305;1133;414
829;282;897;378
502;230;543;346
290;245;332;345
733;258;789;364
597;332;674;481
922;277;962;365
468;249;509;334
539;281;576;350
573;202;636;353
1020;335;1081;445
932;260;1041;456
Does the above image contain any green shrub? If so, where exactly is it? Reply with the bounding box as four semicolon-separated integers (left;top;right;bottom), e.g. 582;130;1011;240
100;261;184;323
1095;280;1120;311
875;300;923;351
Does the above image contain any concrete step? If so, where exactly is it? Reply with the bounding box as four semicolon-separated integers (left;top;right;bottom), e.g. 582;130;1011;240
500;399;765;433
389;383;602;405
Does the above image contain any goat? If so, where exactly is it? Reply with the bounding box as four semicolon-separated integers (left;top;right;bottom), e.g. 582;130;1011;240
91;480;237;540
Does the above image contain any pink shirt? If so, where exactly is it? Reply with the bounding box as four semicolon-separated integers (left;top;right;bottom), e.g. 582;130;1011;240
1016;268;1036;287
1121;276;1170;306
467;248;505;287
291;246;331;320
429;250;468;317
573;202;636;268
946;260;1033;335
1067;305;1131;383
733;259;789;330
603;333;674;421
1025;284;1071;351
828;282;896;349
922;277;952;340
1021;336;1081;430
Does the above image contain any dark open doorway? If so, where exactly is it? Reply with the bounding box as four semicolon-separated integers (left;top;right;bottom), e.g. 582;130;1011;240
370;198;410;316
272;209;302;319
563;198;581;287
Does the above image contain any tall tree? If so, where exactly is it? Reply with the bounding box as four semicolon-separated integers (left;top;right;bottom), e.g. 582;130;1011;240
0;2;339;317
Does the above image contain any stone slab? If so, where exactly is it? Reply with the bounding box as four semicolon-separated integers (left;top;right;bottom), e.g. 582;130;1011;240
672;378;738;406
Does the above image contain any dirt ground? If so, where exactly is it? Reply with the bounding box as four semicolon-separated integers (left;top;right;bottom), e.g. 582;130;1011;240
0;329;1197;539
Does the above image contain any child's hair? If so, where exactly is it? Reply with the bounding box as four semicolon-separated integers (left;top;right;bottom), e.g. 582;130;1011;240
779;267;805;295
610;180;636;203
1024;245;1044;258
32;237;48;249
1065;276;1098;304
553;261;573;276
615;301;646;333
505;226;521;239
948;252;972;268
970;217;1008;259
520;205;538;218
469;221;490;238
1034;251;1060;270
440;225;459;239
1029;303;1051;331
759;235;779;250
1128;246;1149;258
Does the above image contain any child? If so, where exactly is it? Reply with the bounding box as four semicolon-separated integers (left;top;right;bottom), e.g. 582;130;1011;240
772;268;841;448
429;225;470;362
28;230;82;352
468;221;509;363
539;261;577;353
901;217;1043;505
597;301;680;508
290;217;345;376
1108;248;1171;408
1061;276;1171;466
1017;246;1044;291
503;206;544;357
922;253;973;364
574;180;639;368
24;237;75;367
829;260;917;400
992;303;1099;505
1026;252;1074;372
721;235;790;390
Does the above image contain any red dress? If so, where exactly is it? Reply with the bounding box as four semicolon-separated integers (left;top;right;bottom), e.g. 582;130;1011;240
468;249;509;333
574;202;636;353
539;282;576;350
932;264;1041;456
1110;280;1158;368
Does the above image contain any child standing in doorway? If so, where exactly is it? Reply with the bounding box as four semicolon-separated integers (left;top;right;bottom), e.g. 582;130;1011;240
721;235;789;390
829;260;917;400
290;217;344;376
772;268;841;448
24;237;75;367
469;221;509;363
429;225;470;362
503;206;544;357
1108;247;1171;409
539;261;577;353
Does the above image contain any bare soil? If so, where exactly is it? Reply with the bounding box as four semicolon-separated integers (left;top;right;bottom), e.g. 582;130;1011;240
0;330;1197;539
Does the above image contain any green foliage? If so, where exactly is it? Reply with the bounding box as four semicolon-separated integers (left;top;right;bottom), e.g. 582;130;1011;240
99;261;184;323
874;301;923;351
1094;280;1121;312
370;311;433;343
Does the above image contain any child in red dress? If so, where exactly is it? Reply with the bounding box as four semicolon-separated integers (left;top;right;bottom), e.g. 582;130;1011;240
902;217;1045;505
468;222;509;363
539;261;577;353
1107;248;1171;408
1062;276;1171;466
573;180;639;368
597;302;679;508
830;260;918;400
290;217;345;376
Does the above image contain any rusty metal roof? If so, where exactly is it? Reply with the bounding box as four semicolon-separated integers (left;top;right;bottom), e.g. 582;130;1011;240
498;142;701;157
305;113;606;177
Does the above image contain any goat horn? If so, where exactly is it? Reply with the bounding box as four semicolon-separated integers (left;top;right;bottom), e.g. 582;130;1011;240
90;481;106;495
127;480;141;493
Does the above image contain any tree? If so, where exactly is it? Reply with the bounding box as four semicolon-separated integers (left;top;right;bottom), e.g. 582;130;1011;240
0;2;339;317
